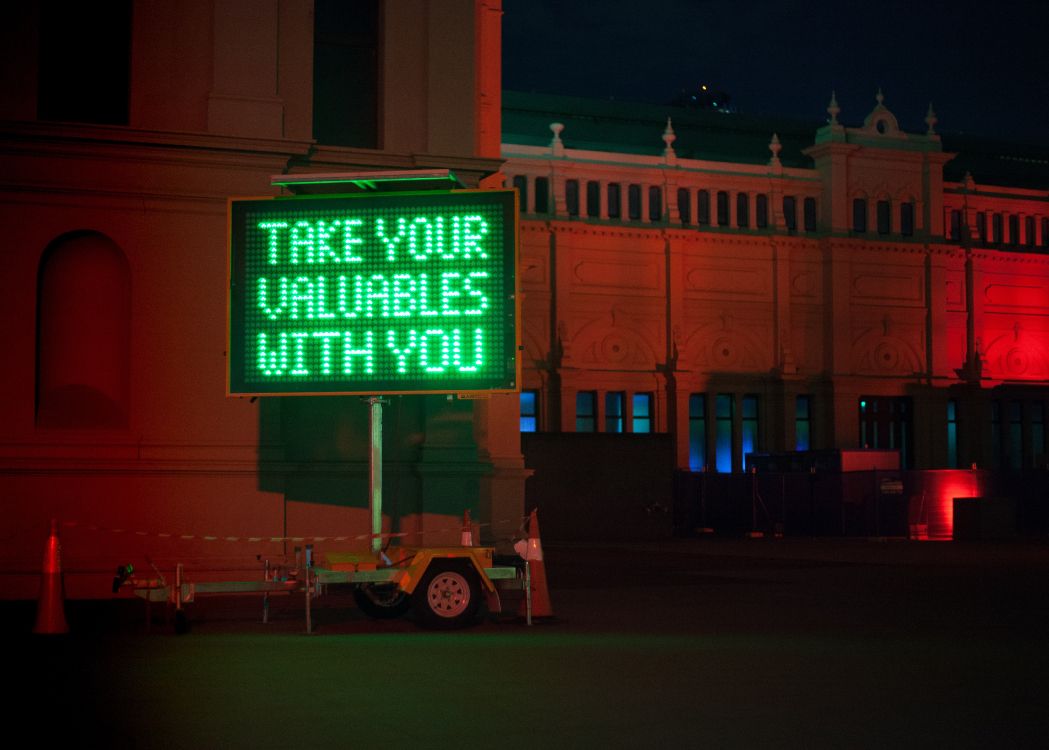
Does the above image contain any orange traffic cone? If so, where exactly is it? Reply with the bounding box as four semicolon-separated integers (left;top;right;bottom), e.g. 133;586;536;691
34;519;69;634
460;509;474;547
515;509;554;621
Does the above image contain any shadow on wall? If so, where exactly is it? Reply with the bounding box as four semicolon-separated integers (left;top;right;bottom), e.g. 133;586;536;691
257;395;485;526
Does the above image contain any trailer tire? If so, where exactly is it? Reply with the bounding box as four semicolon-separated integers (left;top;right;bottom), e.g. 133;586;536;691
353;583;411;619
412;561;481;630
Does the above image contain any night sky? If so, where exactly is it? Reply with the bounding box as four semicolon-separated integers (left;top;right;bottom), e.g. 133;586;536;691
503;0;1049;145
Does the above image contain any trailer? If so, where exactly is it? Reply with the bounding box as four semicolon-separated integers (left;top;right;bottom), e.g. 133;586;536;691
318;546;520;629
126;543;525;633
125;171;529;633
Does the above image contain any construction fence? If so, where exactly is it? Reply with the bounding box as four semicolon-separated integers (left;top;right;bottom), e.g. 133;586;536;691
674;468;1049;540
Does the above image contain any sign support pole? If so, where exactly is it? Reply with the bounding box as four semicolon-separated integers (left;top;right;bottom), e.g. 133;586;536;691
367;397;385;554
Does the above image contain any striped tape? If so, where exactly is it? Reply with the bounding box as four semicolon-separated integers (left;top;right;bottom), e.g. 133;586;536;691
58;515;531;546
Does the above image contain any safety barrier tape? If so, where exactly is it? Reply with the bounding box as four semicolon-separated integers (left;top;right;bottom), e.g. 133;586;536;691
57;514;531;546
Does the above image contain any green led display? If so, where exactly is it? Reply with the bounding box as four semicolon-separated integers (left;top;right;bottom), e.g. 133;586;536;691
228;190;518;395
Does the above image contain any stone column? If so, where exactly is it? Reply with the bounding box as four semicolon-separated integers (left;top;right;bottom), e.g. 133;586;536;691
666;179;680;224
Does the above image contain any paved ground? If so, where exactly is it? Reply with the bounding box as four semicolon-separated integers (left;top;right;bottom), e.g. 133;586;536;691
10;537;1049;748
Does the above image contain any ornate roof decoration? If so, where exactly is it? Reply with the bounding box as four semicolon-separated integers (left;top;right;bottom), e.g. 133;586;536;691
662;117;677;163
549;121;565;156
768;132;782;168
860;88;906;138
925;103;938;135
827;91;841;125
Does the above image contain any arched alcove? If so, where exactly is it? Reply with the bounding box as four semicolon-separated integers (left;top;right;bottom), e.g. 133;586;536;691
36;231;131;428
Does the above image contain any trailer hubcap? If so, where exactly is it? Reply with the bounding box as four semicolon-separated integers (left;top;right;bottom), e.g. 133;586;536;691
426;571;471;618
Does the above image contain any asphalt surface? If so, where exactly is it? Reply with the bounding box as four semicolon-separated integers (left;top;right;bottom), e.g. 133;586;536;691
10;537;1049;748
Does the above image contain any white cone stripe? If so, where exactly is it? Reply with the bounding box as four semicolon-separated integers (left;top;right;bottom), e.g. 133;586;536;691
514;538;544;561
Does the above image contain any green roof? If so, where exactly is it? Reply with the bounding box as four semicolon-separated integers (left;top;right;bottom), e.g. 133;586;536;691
503;90;819;169
504;91;1049;191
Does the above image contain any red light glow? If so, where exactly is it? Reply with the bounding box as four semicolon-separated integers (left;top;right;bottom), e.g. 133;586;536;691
921;469;987;539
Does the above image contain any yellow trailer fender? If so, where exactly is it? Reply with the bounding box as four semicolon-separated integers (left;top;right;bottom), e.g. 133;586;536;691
393;547;498;595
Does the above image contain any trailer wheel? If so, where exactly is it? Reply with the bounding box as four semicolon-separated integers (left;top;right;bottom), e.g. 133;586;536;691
353;583;410;619
413;561;481;630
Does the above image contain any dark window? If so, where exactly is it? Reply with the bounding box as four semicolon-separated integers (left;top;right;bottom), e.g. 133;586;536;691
677;188;691;225
632;393;653;433
715;395;733;472
565;179;580;217
946;399;958;468
901;202;914;237
512;175;528;214
796;395;812;451
688;394;707;471
648;186;662;222
803;197;817;232
37;0;132;125
756;194;768;229
586;181;601;218
878;201;892;235
736;193;749;228
37;231;131;428
853;199;867;233
576;391;596;433
1042;218;1049;249
1032;402;1046;466
949;209;962;241
741;395;759;467
1008;400;1023;469
534;177;550;214
628;184;642;221
991;400;1002;469
697;190;711;225
1025;216;1036;247
1008;215;1020;246
607;183;621;218
605;392;624;433
313;0;380;147
783;196;797;232
716;191;729;226
859;397;913;468
977;212;987;244
992;213;1004;244
520;390;538;432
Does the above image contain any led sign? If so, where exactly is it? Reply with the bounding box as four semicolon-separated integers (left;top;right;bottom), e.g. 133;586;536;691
228;190;518;395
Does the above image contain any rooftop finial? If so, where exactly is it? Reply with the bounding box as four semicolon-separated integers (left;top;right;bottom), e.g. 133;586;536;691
768;133;782;167
827;91;840;125
662;117;677;159
876;88;885;107
549;122;565;156
925;102;938;135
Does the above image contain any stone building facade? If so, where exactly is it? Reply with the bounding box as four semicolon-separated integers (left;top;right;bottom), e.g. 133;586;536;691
503;90;1049;475
0;0;523;598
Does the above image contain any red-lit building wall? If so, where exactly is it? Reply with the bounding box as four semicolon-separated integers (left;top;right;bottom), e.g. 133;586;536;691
505;97;1049;477
0;0;522;599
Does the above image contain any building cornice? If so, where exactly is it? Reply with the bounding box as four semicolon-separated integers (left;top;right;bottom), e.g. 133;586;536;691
502;144;816;181
0;119;314;158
